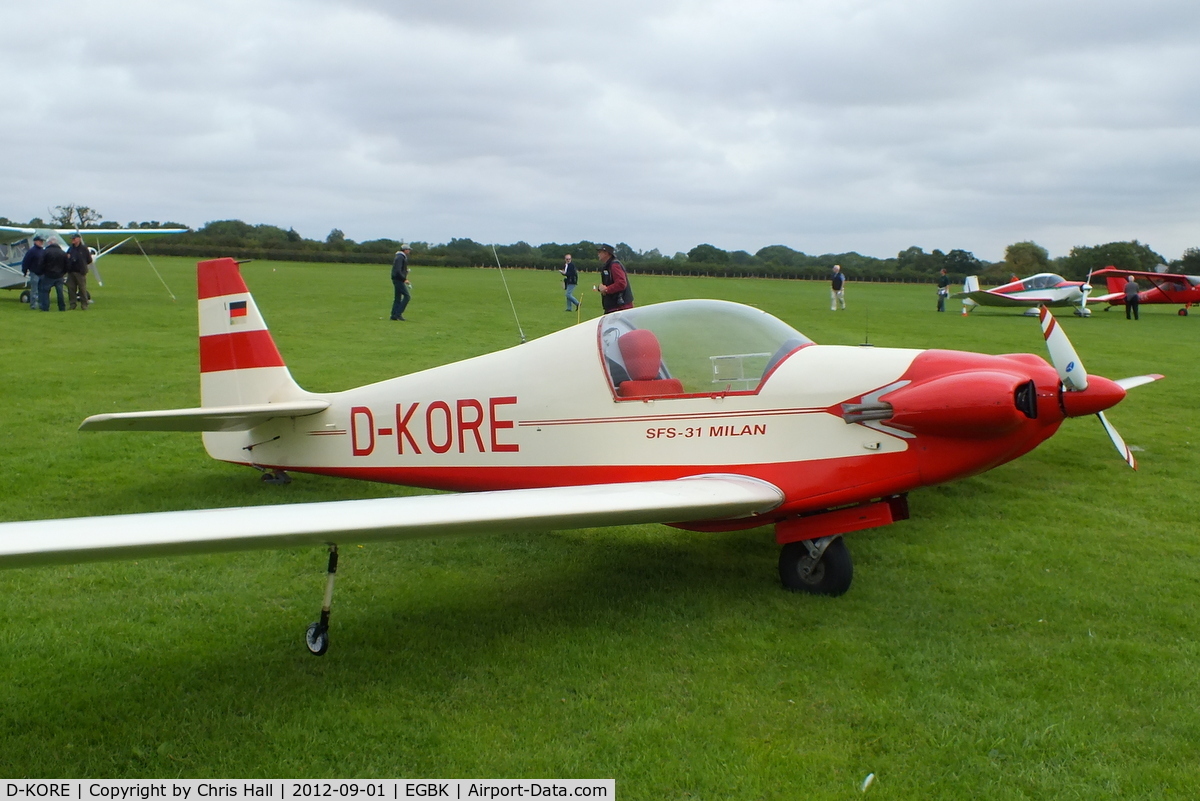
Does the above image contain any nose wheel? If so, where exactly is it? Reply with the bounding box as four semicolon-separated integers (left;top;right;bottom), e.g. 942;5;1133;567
779;536;853;596
305;545;338;656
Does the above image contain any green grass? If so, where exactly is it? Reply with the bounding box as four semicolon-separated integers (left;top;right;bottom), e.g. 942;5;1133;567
1;256;1197;796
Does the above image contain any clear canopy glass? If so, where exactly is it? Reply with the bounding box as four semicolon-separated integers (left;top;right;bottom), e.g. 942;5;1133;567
598;300;812;397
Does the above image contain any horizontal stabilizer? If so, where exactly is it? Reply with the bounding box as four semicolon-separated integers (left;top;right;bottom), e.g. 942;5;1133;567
79;400;330;432
0;476;784;568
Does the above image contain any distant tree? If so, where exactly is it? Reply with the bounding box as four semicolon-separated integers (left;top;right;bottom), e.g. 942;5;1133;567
614;242;637;262
729;250;755;266
28;217;45;227
1004;241;1050;275
642;248;663;260
326;228;346;248
52;204;103;228
673;252;688;262
1058;240;1165;278
688;243;729;263
287;228;302;243
98;221;120;229
1178;247;1200;272
944;249;982;273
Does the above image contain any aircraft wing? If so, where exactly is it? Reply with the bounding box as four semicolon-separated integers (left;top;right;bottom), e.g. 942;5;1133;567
0;476;784;568
0;225;36;241
80;400;331;432
1091;267;1191;282
950;290;1037;307
1;225;187;244
59;227;189;241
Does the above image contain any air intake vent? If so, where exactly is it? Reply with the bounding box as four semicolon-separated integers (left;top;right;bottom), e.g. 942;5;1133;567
1014;380;1038;419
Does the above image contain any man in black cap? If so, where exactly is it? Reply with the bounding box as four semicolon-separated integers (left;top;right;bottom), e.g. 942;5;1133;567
390;244;412;321
66;233;94;310
592;244;634;312
38;237;69;311
21;234;45;310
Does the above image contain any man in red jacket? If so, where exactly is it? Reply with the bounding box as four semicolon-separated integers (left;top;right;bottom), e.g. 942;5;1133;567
593;244;634;312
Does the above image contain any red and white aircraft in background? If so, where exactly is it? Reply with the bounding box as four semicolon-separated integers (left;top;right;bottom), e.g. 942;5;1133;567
954;273;1093;316
1090;266;1200;316
0;259;1162;654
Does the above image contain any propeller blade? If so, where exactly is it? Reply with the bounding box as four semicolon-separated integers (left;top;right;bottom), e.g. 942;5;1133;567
1079;268;1093;314
1115;374;1164;391
1097;411;1137;470
1037;306;1089;391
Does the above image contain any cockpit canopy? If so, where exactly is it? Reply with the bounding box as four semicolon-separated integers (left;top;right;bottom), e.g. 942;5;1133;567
1019;273;1068;290
598;300;812;398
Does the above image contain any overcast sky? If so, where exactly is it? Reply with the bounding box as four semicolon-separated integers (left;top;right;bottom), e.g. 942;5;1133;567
5;0;1198;261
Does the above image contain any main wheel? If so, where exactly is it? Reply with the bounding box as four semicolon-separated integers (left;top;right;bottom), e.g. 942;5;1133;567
19;290;30;304
305;622;329;656
779;537;853;596
1179;308;1188;316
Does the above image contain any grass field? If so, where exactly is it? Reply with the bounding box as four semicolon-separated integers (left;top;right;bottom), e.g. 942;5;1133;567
1;255;1197;796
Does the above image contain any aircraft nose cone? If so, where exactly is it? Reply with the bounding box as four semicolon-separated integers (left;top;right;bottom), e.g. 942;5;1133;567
1060;375;1126;417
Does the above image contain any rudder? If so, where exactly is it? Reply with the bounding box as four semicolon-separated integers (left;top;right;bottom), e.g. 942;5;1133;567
197;258;306;408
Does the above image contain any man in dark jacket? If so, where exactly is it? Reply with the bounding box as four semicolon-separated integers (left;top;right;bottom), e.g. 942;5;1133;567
20;234;44;310
936;268;951;312
390;245;412;321
66;234;93;310
593;244;633;312
1123;276;1140;321
560;253;580;312
38;239;69;311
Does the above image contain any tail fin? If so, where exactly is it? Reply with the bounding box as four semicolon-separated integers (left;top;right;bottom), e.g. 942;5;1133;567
1104;275;1126;295
963;275;980;294
198;258;307;407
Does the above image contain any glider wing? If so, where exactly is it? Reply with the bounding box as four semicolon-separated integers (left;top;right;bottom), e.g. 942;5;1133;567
0;476;784;568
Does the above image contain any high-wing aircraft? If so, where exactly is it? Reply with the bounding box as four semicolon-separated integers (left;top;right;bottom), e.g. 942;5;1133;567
1089;267;1200;316
1;224;187;300
954;273;1093;316
0;258;1161;655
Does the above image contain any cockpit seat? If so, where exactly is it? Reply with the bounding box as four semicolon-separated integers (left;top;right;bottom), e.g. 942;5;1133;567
616;329;684;397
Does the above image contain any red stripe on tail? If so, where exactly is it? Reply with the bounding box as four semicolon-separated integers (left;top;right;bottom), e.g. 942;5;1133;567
200;331;285;373
198;258;249;300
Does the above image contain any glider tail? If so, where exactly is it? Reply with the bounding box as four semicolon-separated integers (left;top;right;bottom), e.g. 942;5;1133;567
198;257;306;407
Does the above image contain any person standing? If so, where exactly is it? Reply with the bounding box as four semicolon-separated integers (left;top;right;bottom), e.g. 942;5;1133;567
66;234;93;310
1123;275;1140;321
560;253;580;312
38;238;69;311
21;234;45;310
593;244;633;312
830;264;846;310
936;268;951;312
390;245;412;321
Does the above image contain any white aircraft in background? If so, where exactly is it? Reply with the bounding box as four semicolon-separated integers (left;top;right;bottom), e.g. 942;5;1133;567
1;224;187;301
0;258;1161;655
954;273;1094;317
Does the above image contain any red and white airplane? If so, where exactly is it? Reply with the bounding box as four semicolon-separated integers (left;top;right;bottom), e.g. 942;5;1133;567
954;273;1093;316
0;258;1162;654
1090;266;1200;316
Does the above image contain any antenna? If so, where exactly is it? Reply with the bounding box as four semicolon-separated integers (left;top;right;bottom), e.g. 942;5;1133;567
862;304;873;347
491;244;527;344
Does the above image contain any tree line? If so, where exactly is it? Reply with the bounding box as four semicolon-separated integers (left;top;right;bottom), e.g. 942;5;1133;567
5;210;1196;283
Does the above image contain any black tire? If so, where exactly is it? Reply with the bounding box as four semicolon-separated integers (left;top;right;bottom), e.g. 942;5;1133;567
1179;308;1188;316
778;537;853;596
19;290;30;304
305;622;329;656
